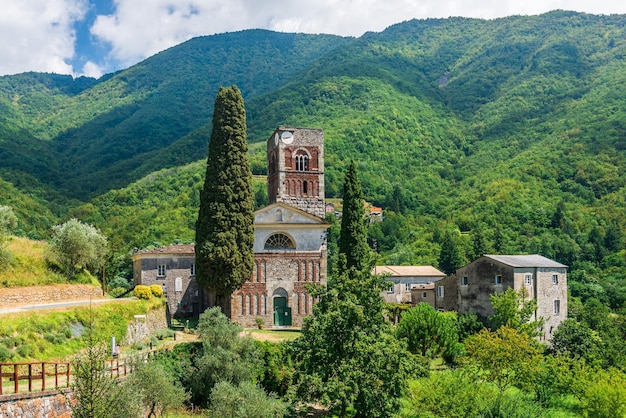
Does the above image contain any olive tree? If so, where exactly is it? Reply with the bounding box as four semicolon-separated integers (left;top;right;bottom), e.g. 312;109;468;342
50;218;107;279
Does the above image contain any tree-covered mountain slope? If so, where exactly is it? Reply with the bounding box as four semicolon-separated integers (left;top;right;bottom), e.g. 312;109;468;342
1;12;625;309
0;30;351;199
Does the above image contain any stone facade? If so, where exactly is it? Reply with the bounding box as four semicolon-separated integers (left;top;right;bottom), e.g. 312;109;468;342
132;245;206;318
267;127;325;218
133;126;329;328
442;254;568;342
374;265;446;304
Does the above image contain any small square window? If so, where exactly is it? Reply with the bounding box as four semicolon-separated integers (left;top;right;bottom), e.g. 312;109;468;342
422;292;427;298
387;284;394;294
554;300;560;315
525;274;532;286
190;263;196;276
405;283;412;292
437;286;444;298
552;274;559;285
461;276;468;286
157;264;166;277
495;275;502;285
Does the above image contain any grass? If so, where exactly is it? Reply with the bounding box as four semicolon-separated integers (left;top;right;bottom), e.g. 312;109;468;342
0;236;68;287
0;298;164;362
242;328;302;342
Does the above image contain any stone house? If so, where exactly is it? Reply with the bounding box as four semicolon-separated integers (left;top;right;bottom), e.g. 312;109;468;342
438;254;568;341
131;244;204;318
133;126;329;328
374;265;446;305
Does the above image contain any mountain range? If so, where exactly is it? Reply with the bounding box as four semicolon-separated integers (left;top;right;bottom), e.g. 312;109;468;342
1;11;625;306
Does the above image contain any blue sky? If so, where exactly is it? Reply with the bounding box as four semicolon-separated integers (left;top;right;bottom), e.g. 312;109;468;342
2;0;626;79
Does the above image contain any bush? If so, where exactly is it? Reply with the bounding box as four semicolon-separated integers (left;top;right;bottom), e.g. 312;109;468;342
108;286;129;298
255;317;265;329
134;285;152;300
131;340;147;351
44;332;66;344
16;343;35;358
0;344;12;362
150;284;164;298
155;329;175;340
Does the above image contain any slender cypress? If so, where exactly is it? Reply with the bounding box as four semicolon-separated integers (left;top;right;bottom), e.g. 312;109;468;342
338;160;371;273
195;85;254;316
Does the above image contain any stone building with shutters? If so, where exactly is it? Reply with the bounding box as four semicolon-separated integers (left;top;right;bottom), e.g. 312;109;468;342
133;126;329;327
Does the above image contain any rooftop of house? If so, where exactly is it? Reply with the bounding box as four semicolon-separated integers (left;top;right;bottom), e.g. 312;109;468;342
373;265;446;277
483;254;568;268
133;244;194;256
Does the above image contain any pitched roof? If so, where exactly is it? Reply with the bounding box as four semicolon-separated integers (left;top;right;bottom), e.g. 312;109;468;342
133;244;194;256
373;265;446;277
483;254;567;268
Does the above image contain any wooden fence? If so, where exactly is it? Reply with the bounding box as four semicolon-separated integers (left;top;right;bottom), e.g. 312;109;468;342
0;357;141;396
0;362;70;395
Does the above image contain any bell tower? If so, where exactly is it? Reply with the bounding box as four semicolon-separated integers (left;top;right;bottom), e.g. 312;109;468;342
267;126;325;218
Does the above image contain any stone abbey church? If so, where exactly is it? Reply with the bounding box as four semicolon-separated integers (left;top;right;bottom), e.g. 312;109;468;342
133;126;330;328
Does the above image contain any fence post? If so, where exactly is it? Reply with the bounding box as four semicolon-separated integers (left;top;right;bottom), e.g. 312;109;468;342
14;364;18;394
41;362;45;391
28;363;32;392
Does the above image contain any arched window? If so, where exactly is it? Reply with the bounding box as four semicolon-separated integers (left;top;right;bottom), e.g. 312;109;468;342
295;152;309;171
240;293;245;315
264;233;295;249
275;209;283;222
303;181;308;195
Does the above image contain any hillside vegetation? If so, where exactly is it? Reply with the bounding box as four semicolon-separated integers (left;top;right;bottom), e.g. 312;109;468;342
0;12;624;309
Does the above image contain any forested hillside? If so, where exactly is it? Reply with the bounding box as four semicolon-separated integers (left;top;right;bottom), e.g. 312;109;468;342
0;11;625;308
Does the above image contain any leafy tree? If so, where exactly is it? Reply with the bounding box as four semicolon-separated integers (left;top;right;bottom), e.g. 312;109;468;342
0;205;17;271
338;160;371;273
50;218;107;279
208;381;288;418
291;162;421;416
190;307;262;407
396;303;463;364
127;362;189;418
463;326;543;392
399;368;499;418
438;229;464;275
70;321;141;418
551;318;602;365
195;85;255;315
489;287;545;338
470;223;489;261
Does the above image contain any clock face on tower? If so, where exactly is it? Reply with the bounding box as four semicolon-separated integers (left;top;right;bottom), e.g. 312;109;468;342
280;131;294;144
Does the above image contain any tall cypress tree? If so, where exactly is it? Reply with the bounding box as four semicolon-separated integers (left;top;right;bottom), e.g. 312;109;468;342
338;160;371;273
195;85;254;316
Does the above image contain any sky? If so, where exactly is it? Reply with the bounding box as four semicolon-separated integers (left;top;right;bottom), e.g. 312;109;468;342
2;0;626;79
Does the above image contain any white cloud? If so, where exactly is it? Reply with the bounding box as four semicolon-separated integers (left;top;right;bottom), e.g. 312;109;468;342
2;0;626;76
81;60;104;78
0;0;87;76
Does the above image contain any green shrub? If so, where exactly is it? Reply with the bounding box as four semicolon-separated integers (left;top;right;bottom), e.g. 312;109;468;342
44;332;66;344
0;344;12;361
155;329;175;340
108;286;128;298
134;285;152;300
131;340;147;351
150;284;164;298
16;344;35;358
0;337;18;348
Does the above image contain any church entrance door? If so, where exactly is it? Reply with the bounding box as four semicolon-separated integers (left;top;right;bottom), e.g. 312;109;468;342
273;296;292;326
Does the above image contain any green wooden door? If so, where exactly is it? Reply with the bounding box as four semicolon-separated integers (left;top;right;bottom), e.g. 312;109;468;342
273;297;292;326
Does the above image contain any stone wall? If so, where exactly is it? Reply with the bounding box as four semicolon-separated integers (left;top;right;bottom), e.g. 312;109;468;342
124;305;168;345
0;389;72;418
0;284;103;306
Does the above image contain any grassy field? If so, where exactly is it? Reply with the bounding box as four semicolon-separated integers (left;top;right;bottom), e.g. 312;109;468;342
0;236;98;288
242;328;302;342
